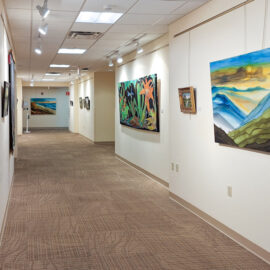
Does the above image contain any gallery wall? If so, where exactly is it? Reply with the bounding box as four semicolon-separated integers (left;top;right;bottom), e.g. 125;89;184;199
169;0;270;254
23;87;69;128
0;3;14;234
69;82;79;133
115;35;170;183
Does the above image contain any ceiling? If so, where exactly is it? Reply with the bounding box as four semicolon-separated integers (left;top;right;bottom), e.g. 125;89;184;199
4;0;209;82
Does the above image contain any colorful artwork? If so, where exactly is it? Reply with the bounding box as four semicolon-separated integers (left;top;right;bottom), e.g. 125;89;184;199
118;74;159;132
2;81;9;117
178;87;196;114
31;98;56;115
210;47;270;153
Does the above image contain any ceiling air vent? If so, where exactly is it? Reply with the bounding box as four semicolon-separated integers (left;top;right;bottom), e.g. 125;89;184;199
68;31;103;40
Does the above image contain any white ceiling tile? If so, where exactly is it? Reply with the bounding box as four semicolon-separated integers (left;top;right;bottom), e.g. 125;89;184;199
34;0;85;12
62;39;96;49
4;0;31;9
71;22;111;32
128;0;186;15
101;32;137;40
109;24;146;34
117;13;163;25
82;0;138;13
172;0;208;15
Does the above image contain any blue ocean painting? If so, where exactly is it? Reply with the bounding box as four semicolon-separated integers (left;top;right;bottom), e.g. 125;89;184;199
31;98;56;115
210;47;270;153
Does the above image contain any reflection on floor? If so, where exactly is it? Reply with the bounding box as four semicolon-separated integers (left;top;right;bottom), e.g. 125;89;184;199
0;130;269;269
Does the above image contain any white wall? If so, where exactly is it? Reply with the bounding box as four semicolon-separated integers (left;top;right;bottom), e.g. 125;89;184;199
23;87;69;128
169;0;270;252
115;41;170;182
78;76;95;141
17;79;23;135
0;9;13;233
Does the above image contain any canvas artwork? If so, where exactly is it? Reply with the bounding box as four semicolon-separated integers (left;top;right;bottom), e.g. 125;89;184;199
118;74;159;132
31;98;56;115
85;97;90;110
178;87;196;114
210;47;270;153
2;81;9;117
79;97;83;109
70;100;73;106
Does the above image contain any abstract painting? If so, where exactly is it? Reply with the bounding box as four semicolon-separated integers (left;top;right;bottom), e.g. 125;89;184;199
85;97;90;110
210;47;270;153
118;74;159;132
2;81;9;117
31;98;56;115
178;87;196;114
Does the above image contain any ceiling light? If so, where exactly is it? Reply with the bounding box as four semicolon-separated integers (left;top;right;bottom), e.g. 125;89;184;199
76;11;123;24
35;48;42;55
58;48;86;54
117;56;123;64
42;78;54;81
50;64;70;68
38;23;48;35
36;0;50;19
30;79;34;87
108;58;114;67
136;43;143;54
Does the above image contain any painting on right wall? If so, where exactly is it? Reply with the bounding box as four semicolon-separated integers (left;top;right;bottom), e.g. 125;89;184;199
210;47;270;153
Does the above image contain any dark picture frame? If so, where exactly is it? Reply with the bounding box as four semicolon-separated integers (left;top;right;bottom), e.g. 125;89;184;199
70;100;73;106
79;97;83;109
178;87;196;114
2;81;10;117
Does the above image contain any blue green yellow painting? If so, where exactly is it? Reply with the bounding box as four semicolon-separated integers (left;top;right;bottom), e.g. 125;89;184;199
210;48;270;153
118;74;159;132
31;98;56;115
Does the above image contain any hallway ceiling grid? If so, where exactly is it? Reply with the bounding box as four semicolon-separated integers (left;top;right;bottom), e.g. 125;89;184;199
4;0;208;82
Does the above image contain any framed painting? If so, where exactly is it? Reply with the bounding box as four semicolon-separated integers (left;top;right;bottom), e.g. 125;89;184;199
70;100;73;106
85;97;90;110
79;97;83;109
178;87;196;114
118;74;159;132
2;81;9;117
31;98;56;115
210;47;270;153
9;52;15;152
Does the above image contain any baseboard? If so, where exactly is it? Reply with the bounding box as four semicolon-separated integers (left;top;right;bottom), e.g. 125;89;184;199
0;176;14;247
94;141;115;145
169;192;270;265
26;127;69;130
115;154;169;188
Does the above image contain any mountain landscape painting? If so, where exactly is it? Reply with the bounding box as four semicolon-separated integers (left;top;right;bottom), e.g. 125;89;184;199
210;48;270;153
118;74;159;132
31;98;56;115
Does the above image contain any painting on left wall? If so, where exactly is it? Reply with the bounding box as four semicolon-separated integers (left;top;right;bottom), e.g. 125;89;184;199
31;98;56;115
2;81;9;117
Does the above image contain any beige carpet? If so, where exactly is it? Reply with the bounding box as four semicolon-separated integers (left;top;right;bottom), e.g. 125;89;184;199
0;130;269;270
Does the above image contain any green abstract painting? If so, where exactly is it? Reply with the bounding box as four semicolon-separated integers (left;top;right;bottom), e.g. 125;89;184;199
118;74;159;132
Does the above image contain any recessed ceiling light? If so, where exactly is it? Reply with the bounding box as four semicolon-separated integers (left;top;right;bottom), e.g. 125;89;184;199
50;64;70;68
76;11;123;24
58;48;86;54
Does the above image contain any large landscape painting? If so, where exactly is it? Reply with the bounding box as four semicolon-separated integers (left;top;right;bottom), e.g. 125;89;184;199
210;48;270;153
118;74;159;132
31;98;56;115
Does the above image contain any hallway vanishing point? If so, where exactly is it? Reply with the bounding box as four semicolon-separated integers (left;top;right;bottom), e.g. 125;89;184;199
0;130;269;270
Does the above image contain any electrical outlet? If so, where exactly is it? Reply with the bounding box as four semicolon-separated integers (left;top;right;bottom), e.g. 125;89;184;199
227;186;232;198
175;164;179;172
171;163;174;171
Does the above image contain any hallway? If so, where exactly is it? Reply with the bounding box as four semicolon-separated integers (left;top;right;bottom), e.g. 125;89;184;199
0;131;269;270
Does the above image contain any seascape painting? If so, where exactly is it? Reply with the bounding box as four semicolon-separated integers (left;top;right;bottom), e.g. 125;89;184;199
210;48;270;153
118;74;159;132
31;98;56;115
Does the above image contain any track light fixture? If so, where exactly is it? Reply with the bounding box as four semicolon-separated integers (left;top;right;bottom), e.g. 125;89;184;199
35;35;42;55
136;42;143;54
36;0;50;19
108;58;114;67
38;23;48;35
116;52;123;64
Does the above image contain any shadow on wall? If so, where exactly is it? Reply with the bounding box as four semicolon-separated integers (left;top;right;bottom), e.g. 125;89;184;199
121;125;161;143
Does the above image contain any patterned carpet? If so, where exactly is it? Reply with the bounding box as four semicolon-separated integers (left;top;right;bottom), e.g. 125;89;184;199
0;130;269;269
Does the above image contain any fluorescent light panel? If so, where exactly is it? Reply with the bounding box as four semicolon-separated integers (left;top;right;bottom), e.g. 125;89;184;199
76;11;122;24
45;73;60;76
58;48;86;54
50;64;70;68
42;79;54;81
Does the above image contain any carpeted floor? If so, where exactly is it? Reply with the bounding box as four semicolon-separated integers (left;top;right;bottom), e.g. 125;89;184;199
0;130;269;270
